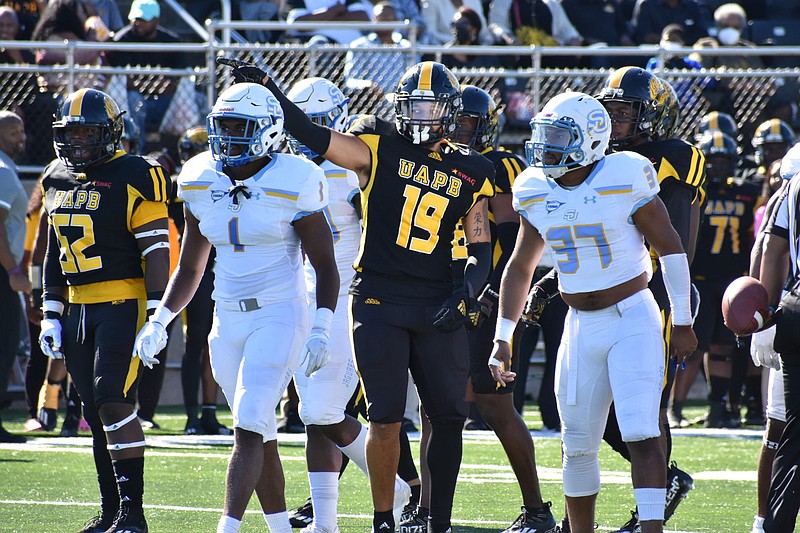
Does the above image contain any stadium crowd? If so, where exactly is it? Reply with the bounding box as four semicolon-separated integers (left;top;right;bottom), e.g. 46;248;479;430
2;1;800;533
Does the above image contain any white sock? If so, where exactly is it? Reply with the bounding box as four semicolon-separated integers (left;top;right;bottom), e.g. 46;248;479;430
216;515;241;533
338;423;369;476
752;515;765;533
264;510;292;533
309;471;339;531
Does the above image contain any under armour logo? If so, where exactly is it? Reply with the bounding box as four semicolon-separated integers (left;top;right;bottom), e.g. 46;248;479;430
583;196;597;204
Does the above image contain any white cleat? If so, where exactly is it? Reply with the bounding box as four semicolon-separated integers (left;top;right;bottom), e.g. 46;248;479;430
300;525;340;533
393;477;412;529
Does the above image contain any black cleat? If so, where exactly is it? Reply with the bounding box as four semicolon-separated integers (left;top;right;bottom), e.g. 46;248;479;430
277;412;305;434
0;425;26;443
201;417;233;436
106;507;148;533
77;513;114;533
60;413;80;437
502;502;558;533
665;461;694;522
39;407;58;432
288;497;314;528
609;510;640;533
184;417;203;435
399;509;427;533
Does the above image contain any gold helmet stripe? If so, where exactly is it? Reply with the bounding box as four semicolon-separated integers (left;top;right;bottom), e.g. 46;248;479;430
606;66;634;88
419;61;434;91
68;88;90;117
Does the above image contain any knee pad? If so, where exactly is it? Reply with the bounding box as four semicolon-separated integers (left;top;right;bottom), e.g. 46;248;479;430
562;451;600;497
300;397;346;426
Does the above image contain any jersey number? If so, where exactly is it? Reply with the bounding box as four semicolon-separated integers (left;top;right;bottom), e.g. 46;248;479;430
228;217;245;252
51;214;103;273
708;216;741;255
546;223;612;274
396;184;449;254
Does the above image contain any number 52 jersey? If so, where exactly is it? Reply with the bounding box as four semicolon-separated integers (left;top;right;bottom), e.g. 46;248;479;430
513;151;660;294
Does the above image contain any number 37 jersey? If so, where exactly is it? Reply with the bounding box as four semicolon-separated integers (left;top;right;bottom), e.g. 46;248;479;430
513;152;660;294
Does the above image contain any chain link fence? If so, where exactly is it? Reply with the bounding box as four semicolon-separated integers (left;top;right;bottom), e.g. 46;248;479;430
2;36;799;175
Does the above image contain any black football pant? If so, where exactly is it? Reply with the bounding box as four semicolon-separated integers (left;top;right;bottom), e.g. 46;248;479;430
765;292;800;532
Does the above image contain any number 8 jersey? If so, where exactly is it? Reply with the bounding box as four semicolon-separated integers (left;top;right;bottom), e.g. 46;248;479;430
513;151;660;294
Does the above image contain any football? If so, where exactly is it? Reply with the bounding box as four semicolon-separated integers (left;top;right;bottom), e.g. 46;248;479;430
722;276;770;336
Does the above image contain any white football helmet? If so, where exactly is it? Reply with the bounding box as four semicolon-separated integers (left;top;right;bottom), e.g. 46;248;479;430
207;83;284;167
287;77;349;159
525;91;611;179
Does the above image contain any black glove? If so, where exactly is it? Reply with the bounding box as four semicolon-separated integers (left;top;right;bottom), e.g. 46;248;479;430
466;285;498;331
433;288;471;333
521;285;551;327
216;56;268;84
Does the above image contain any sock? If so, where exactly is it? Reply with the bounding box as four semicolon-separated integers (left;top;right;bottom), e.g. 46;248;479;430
427;422;462;531
42;381;61;410
672;401;683;416
217;515;241;533
309;471;338;531
338;423;369;476
416;506;429;520
112;457;145;509
90;426;118;519
202;405;218;420
373;510;394;531
708;375;729;403
264;510;292;533
409;484;421;507
397;428;419;483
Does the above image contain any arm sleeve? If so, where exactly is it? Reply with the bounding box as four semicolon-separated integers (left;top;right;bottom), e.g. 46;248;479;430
43;222;67;293
464;241;492;294
658;179;694;253
487;221;519;291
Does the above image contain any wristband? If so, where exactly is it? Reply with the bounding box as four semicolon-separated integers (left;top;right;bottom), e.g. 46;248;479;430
151;305;177;327
312;307;334;332
42;299;65;317
493;317;517;343
6;265;22;276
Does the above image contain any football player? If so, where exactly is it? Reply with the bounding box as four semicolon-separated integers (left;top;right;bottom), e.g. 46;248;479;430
39;88;171;533
690;131;760;428
491;91;697;533
527;69;705;533
446;84;557;533
172;125;233;436
220;58;495;533
287;76;411;532
746;118;795;184
134;83;339;533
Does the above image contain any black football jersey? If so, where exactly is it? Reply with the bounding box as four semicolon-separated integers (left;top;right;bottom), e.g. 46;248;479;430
483;147;525;267
349;116;495;303
693;178;760;281
42;152;170;303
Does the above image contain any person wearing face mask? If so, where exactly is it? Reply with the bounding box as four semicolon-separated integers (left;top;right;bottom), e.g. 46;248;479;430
436;7;495;69
690;3;763;70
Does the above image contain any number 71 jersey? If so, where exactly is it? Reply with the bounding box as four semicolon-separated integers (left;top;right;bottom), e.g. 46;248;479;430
513;151;660;294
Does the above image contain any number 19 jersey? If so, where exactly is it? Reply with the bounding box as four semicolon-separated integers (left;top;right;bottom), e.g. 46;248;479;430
348;116;495;303
513;152;660;294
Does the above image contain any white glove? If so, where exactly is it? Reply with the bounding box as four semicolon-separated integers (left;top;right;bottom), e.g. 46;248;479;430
133;320;168;369
39;318;64;359
301;327;331;378
751;326;780;370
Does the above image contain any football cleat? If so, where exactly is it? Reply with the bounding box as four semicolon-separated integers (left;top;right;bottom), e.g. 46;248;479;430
667;409;690;429
609;510;640;533
201;418;233;436
24;418;44;432
38;407;58;432
399;509;427;533
502;503;558;533
184;417;203;435
60;413;80;437
289;497;314;528
77;513;114;533
400;501;417;524
106;507;148;533
664;461;694;522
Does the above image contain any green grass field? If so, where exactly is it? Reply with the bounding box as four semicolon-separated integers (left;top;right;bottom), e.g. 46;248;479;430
0;402;764;532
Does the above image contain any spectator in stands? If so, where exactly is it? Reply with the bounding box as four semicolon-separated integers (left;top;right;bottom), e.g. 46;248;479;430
345;1;414;96
84;0;124;32
0;110;29;444
487;0;582;67
382;0;426;41
691;3;762;69
561;0;637;68
0;0;42;40
632;0;710;45
437;7;494;69
282;0;371;44
422;0;490;45
109;0;188;151
765;0;800;20
0;7;32;64
238;0;281;43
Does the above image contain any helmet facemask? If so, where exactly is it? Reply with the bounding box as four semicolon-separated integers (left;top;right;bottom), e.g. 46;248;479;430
526;118;586;179
208;114;279;168
395;93;460;145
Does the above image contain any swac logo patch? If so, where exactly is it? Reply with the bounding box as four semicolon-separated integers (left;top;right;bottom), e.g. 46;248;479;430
428;151;442;161
211;190;226;202
586;109;609;134
546;200;564;213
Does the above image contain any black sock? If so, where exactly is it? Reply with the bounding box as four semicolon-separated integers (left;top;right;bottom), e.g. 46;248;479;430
201;405;217;420
90;425;118;519
112;457;145;509
397;428;419;483
409;484;421;507
416;506;429;519
427;421;462;531
709;375;729;403
672;401;683;415
373;510;394;531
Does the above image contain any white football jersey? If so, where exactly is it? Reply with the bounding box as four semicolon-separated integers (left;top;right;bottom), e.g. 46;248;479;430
304;160;362;300
178;151;328;303
513;152;660;294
